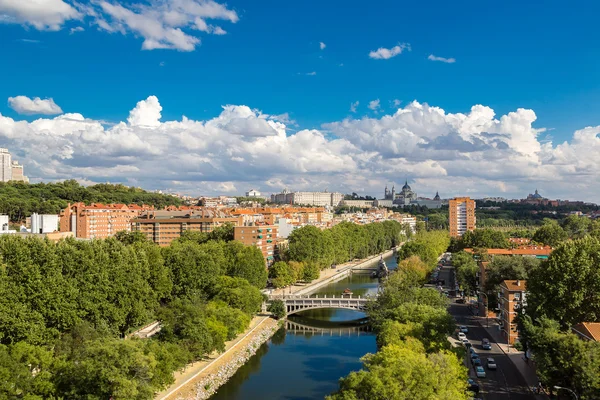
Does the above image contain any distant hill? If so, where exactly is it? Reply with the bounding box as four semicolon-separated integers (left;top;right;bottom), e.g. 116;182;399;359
0;180;183;221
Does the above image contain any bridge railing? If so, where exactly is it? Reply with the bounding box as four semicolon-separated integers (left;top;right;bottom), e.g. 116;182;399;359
268;294;376;301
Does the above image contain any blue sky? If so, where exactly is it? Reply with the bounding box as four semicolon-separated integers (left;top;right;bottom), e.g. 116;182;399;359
1;0;600;200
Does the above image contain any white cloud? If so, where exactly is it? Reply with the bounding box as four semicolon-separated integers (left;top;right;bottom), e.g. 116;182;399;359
69;26;84;34
350;101;359;113
369;43;411;60
368;99;380;111
428;54;456;63
8;95;63;115
299;71;317;76
0;0;80;30
2;96;600;201
1;0;237;51
392;99;402;107
319;41;326;50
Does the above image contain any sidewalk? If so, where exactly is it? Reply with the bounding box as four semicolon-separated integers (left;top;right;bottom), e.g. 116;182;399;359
154;315;272;400
476;317;549;399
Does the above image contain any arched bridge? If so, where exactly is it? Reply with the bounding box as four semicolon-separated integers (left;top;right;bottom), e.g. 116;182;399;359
285;320;371;336
268;294;373;316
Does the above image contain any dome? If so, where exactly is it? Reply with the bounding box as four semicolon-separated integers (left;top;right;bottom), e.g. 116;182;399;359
433;191;440;201
402;180;411;191
531;189;542;199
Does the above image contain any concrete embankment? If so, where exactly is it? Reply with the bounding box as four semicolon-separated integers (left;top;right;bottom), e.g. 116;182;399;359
293;248;396;296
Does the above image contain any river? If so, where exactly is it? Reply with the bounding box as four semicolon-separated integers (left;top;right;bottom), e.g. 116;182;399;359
210;255;398;400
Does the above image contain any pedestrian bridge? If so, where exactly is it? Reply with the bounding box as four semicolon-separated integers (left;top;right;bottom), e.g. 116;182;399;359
268;294;373;316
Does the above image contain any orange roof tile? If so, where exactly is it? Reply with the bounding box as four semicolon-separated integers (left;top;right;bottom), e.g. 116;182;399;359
501;279;526;292
572;322;600;341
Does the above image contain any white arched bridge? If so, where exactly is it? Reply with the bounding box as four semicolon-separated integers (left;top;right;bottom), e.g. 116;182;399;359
268;294;373;316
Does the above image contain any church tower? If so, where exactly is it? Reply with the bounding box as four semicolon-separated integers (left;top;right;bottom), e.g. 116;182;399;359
391;185;396;199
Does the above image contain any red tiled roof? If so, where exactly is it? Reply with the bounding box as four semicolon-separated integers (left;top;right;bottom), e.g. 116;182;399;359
500;279;527;292
572;322;600;341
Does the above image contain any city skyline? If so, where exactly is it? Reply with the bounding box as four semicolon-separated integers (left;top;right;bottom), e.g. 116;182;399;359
2;1;600;201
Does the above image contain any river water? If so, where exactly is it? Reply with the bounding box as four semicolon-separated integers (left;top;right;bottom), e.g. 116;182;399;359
210;255;398;400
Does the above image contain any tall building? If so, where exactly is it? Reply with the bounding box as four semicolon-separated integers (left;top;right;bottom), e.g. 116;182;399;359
498;279;527;344
233;223;278;265
449;197;476;237
271;189;343;207
31;213;59;233
59;203;140;239
11;161;28;183
0;148;11;182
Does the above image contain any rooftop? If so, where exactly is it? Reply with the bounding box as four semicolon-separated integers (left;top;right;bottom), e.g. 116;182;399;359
571;322;600;342
500;279;527;292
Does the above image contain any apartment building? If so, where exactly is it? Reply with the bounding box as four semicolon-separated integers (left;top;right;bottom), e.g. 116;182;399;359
30;213;59;233
233;223;278;264
60;203;141;239
449;197;476;237
498;279;527;344
132;209;241;246
11;161;28;182
271;189;343;207
0;148;11;182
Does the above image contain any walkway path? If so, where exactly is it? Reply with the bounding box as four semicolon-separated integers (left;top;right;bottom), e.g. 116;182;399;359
154;315;275;400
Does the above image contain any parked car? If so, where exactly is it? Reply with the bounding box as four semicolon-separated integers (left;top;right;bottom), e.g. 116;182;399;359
487;358;497;370
456;297;466;304
470;350;478;359
463;339;472;348
482;338;492;350
458;332;467;340
460;326;469;333
476;366;486;378
473;357;482;366
467;378;480;394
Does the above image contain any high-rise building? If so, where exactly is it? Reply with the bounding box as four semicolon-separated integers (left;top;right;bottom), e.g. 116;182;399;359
0;148;12;182
11;160;28;183
449;197;476;237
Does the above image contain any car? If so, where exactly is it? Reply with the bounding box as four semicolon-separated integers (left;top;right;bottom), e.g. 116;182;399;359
467;378;480;394
460;326;469;333
456;298;466;304
487;358;497;370
458;332;467;340
470;350;478;358
472;357;482;366
481;338;492;350
476;366;486;378
463;339;472;348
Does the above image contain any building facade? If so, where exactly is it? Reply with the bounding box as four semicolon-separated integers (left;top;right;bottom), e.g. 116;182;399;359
59;203;140;239
132;210;241;246
11;161;28;182
30;213;59;233
246;189;261;197
271;189;343;207
449;197;476;237
233;223;278;264
498;279;527;344
0;148;11;182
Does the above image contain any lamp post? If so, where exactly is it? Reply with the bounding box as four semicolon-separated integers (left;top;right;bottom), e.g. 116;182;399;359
554;386;578;399
477;291;489;328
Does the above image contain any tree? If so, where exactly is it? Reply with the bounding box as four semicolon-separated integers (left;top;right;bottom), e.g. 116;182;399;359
452;251;479;295
483;255;539;307
0;342;55;399
208;223;235;242
561;215;591;239
532;222;568;246
527;237;600;326
267;300;286;319
269;261;294;288
228;245;268;289
212;276;263;316
301;261;320;282
460;229;510;249
114;230;148;245
287;226;327;265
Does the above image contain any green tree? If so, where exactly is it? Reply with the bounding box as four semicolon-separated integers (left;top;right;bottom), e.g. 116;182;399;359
0;342;55;399
452;251;479;295
227;245;268;289
527;237;600;326
114;230;148;245
267;300;286;319
269;261;294;288
208;223;235;242
532;222;568;246
212;276;263;316
301;261;320;282
460;229;510;249
561;215;591;239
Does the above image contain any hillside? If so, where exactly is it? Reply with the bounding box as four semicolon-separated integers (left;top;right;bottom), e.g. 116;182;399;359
0;180;183;221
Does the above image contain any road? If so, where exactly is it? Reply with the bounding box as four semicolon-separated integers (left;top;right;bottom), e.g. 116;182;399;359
438;265;534;400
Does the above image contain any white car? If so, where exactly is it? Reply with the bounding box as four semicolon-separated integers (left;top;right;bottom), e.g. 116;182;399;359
476;366;486;378
458;332;467;340
460;326;469;333
487;358;497;370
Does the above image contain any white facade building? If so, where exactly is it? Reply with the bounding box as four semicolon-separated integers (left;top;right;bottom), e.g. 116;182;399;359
0;215;9;231
399;214;417;232
31;213;59;234
271;189;344;207
246;189;262;197
0;149;11;182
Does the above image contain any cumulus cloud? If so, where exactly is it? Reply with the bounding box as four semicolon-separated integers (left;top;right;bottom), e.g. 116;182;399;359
368;99;380;111
1;0;237;51
8;95;63;115
350;101;359;113
428;54;456;63
0;0;80;30
319;41;326;50
369;43;411;60
1;96;600;201
299;71;317;76
69;26;84;34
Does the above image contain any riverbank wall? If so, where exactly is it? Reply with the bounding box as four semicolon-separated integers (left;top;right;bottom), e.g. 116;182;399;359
293;248;396;296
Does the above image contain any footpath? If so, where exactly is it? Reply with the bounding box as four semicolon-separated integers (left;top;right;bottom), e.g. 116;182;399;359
154;315;278;400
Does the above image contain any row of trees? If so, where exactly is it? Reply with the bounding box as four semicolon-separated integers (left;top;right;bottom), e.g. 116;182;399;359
286;220;407;268
0;180;183;221
328;255;470;399
0;229;268;399
396;230;450;268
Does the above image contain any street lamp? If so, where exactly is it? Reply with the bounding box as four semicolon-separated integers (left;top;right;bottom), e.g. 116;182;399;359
477;291;489;328
554;386;578;399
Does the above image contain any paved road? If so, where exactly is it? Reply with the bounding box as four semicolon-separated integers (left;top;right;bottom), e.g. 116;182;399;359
438;265;534;400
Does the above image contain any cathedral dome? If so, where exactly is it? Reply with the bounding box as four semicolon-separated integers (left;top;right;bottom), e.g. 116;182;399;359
402;180;411;191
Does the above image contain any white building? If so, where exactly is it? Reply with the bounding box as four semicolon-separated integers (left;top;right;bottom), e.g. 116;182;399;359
0;149;11;182
246;189;262;197
10;160;28;183
277;218;297;239
0;215;9;231
271;189;344;207
398;214;417;232
30;213;59;234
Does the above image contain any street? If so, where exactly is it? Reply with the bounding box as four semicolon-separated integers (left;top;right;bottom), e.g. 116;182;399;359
438;265;535;400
